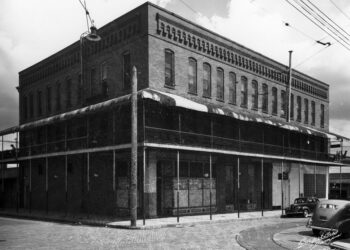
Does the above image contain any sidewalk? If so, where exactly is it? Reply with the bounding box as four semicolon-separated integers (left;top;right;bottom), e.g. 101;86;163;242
0;208;282;230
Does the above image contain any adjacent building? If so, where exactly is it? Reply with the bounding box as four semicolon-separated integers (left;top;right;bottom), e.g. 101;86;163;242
0;2;346;218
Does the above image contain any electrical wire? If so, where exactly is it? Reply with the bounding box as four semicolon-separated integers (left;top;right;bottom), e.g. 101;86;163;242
294;45;330;68
306;0;350;37
293;0;350;46
179;0;199;15
329;0;350;22
284;0;350;51
299;0;349;42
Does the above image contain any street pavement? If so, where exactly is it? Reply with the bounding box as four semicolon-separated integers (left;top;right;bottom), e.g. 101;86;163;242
0;216;288;250
274;224;350;250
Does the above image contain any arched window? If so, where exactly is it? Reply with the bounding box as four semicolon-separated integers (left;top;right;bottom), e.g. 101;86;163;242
251;80;258;110
262;84;268;113
216;68;224;101
311;101;315;125
240;76;248;107
290;93;294;120
164;49;174;87
272;87;277;115
203;63;211;97
320;104;325;128
188;58;197;94
229;72;236;104
281;90;286;117
123;52;130;90
304;98;309;124
297;96;301;121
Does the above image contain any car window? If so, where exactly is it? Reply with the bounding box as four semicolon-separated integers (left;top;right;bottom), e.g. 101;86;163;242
319;203;338;209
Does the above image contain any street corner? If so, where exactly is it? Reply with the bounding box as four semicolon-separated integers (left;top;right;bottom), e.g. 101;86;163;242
273;225;348;250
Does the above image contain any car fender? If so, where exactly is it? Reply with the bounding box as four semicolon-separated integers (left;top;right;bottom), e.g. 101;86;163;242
302;206;310;211
335;219;350;233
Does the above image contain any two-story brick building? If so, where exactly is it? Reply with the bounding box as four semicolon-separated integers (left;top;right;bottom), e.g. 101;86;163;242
0;2;345;218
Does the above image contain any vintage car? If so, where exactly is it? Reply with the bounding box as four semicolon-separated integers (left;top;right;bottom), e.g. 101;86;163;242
307;199;350;237
285;197;319;217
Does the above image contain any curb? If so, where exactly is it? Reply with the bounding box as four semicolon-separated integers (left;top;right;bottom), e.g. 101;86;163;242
107;214;282;230
0;212;281;230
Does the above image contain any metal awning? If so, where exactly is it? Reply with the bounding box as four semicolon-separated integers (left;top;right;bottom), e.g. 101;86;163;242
0;88;348;140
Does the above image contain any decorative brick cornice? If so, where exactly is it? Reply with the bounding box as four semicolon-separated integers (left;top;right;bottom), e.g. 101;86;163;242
156;13;328;101
20;14;141;88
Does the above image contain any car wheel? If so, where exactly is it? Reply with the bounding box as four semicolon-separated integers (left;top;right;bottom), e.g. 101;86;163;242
312;229;320;236
303;209;309;218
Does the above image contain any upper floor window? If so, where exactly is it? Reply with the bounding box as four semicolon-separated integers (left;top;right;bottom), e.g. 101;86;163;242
46;86;51;114
37;90;42;116
123;52;131;90
251;80;258;110
320;104;325;128
272;87;277;115
311;101;315;125
290;93;294;120
203;63;211;98
297;96;301;121
165;49;174;87
188;58;197;94
89;68;96;96
281;90;286;117
56;82;61;111
101;62;108;81
101;62;108;95
22;96;28;120
216;68;224;101
66;78;72;108
229;72;236;105
240;76;248;107
304;98;309;124
29;93;34;118
262;84;268;113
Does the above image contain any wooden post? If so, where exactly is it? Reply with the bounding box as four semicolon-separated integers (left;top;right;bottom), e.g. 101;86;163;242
177;150;180;223
237;157;240;218
46;157;48;215
29;159;32;214
281;161;284;216
287;51;293;122
87;152;90;218
130;66;138;228
261;158;264;216
142;147;146;225
209;153;212;220
65;155;68;215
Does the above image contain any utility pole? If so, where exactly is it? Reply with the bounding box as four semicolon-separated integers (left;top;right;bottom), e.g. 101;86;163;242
130;66;138;228
287;51;293;122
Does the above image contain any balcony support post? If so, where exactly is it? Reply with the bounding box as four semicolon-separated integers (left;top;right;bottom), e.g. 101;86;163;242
237;157;240;218
209;153;212;220
281;160;284;216
261;158;264;216
176;150;180;223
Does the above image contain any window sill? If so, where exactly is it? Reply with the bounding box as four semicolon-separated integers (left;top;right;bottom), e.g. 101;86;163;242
216;98;225;103
188;91;198;96
272;112;277;116
203;95;211;99
164;84;175;90
251;107;258;111
240;104;247;109
228;102;236;106
262;110;268;114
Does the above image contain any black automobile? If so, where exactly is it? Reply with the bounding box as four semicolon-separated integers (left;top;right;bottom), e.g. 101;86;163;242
285;197;319;217
307;199;350;237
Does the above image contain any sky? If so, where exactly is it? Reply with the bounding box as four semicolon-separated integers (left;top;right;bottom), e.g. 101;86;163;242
1;0;350;138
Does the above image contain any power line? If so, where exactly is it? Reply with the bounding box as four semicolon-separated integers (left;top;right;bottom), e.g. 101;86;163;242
294;45;330;68
299;0;350;42
329;0;350;22
284;0;350;51
179;0;199;15
294;0;350;45
306;0;350;37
